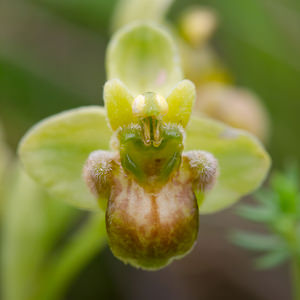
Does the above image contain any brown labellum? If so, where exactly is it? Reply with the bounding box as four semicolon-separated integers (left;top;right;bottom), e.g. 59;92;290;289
83;149;218;270
106;164;199;270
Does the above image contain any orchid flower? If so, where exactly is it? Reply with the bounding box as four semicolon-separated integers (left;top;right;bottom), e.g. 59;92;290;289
18;22;270;270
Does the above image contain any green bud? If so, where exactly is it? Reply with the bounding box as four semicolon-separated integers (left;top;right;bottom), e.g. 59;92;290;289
179;7;218;47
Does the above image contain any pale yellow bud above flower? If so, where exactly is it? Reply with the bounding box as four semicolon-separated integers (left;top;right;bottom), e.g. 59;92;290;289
179;7;218;47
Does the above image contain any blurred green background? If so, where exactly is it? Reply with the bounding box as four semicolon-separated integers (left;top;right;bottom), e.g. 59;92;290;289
0;0;299;299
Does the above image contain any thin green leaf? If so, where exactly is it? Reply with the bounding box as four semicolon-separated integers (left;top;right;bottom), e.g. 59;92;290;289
230;231;283;251
185;116;271;213
236;204;276;223
271;172;299;214
106;22;182;97
254;189;276;207
18;106;112;211
255;250;289;269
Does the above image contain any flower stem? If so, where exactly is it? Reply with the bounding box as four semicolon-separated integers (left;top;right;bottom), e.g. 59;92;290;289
33;213;107;300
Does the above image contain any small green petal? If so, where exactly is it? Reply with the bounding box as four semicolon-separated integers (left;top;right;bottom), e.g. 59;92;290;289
104;79;136;130
18;107;112;211
163;79;196;127
106;22;182;96
185;116;271;213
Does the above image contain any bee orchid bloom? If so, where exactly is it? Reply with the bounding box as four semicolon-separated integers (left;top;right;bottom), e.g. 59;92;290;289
18;23;270;270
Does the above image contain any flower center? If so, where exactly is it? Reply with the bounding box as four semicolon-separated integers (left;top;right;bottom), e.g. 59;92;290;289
132;92;168;147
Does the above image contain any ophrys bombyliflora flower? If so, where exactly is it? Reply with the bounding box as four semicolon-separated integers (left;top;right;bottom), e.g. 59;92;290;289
19;23;270;270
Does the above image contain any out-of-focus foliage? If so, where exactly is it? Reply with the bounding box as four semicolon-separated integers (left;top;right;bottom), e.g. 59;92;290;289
0;125;10;218
0;125;10;187
31;0;118;34
0;57;87;148
1;166;107;300
231;166;300;269
2;167;75;300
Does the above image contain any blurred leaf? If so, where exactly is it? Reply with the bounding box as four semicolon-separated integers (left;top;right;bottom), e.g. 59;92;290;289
230;231;284;251
34;213;106;300
106;22;182;97
255;189;276;206
209;0;299;70
1;167;77;300
232;166;300;273
0;124;11;218
0;124;10;186
185;117;271;213
255;249;289;269
0;56;87;147
19;107;112;211
236;204;276;223
31;0;117;34
271;169;299;214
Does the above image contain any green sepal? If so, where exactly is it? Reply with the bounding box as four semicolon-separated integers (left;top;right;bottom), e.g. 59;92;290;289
18;106;112;211
106;22;182;97
185;116;271;213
